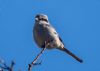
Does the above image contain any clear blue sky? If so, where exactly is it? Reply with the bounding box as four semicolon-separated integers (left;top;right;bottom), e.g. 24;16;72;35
0;0;100;71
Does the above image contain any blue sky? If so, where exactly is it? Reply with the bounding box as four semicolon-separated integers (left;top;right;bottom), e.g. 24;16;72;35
0;0;100;71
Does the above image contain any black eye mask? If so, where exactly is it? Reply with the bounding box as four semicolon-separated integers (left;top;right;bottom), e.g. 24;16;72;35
39;18;48;22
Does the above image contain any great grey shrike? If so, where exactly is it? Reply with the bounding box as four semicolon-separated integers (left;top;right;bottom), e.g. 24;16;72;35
33;14;83;63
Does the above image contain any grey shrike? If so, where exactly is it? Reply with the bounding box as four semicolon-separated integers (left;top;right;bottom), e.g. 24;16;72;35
33;14;83;63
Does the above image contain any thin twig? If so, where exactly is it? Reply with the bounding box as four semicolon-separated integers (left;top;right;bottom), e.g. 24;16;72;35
0;60;15;71
28;47;46;71
28;41;49;71
32;48;46;65
9;60;15;71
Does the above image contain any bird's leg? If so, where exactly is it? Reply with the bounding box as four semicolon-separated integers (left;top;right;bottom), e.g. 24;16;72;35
28;41;49;71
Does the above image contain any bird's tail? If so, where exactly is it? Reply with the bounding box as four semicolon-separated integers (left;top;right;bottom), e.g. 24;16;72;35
60;47;83;63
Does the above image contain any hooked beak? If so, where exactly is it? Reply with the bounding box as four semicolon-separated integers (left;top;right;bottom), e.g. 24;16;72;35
35;17;39;21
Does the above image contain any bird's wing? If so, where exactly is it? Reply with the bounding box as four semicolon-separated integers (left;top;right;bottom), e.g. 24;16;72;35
44;23;64;45
58;36;65;45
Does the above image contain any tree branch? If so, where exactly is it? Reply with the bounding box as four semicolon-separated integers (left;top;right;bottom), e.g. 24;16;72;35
0;60;15;71
28;41;49;71
28;47;46;71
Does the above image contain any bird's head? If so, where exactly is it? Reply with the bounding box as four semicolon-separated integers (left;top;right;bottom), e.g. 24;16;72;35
35;14;48;22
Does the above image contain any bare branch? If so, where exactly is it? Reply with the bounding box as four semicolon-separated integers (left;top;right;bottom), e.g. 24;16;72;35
0;59;15;71
9;60;15;71
28;47;46;71
28;41;49;71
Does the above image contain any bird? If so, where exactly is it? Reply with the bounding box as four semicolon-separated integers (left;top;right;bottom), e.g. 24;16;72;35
33;14;83;63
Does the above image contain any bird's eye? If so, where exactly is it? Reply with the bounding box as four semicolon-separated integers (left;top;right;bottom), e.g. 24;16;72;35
42;18;44;20
42;18;48;22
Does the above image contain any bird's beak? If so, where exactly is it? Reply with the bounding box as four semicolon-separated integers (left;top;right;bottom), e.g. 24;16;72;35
35;18;39;21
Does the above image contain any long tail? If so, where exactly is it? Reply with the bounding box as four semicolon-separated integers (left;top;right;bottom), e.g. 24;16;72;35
61;47;83;63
